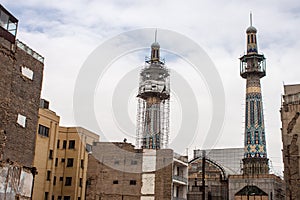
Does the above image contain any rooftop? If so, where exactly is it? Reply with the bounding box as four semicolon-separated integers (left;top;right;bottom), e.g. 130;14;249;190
16;39;44;63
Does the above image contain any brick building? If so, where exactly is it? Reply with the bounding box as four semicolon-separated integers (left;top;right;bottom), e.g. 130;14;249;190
0;4;44;199
281;84;300;199
86;142;188;200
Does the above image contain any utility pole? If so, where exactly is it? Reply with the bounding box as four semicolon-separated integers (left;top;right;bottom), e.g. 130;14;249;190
202;150;206;200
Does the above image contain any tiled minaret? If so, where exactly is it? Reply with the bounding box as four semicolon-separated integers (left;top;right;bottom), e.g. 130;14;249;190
240;14;269;175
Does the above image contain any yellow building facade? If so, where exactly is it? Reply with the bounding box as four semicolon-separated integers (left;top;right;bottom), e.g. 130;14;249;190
33;100;99;200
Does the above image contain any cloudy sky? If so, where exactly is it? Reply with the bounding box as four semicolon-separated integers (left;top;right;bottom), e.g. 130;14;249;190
3;0;300;175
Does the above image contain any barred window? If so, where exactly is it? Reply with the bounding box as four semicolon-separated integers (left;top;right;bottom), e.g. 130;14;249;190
38;124;49;137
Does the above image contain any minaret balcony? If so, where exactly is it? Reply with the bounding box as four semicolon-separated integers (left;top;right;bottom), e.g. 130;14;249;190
240;54;266;79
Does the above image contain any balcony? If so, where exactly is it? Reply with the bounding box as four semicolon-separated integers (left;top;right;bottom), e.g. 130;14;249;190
0;4;18;43
173;175;187;185
240;54;266;79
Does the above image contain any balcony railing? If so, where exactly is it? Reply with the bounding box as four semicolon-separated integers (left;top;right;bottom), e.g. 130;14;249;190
173;175;187;184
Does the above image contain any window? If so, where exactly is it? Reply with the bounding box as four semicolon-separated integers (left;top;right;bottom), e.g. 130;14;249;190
78;198;81;200
131;160;137;165
53;176;56;185
61;158;65;163
57;140;60;148
130;180;136;185
59;177;63;181
58;196;62;200
63;196;70;200
38;125;49;137
55;158;58;167
51;195;54;200
63;140;67;149
40;99;49;109
69;140;75;149
79;178;82;187
66;158;74;167
47;170;51;181
113;180;118;184
65;177;72;186
44;192;49;200
21;66;33;80
49;150;53;159
17;114;26;128
80;159;84;169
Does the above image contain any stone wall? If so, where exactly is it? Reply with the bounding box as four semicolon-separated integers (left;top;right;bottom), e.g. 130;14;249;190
281;85;300;199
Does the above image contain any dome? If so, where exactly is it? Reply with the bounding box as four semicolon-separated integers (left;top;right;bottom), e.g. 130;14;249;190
151;42;160;48
246;26;257;33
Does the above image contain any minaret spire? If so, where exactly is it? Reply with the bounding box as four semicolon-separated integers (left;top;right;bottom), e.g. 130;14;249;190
150;30;161;63
240;16;269;175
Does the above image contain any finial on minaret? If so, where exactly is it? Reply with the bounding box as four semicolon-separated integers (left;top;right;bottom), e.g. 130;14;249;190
150;29;160;63
250;12;253;27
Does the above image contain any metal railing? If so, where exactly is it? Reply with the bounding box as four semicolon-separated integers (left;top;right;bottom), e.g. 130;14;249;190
16;39;44;63
173;175;187;183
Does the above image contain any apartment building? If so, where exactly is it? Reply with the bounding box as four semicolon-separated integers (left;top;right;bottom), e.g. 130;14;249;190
33;100;99;200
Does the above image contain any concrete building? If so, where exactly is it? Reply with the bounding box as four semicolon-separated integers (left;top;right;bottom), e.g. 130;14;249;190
173;152;188;199
228;14;285;200
86;142;188;200
32;100;99;200
0;4;44;199
281;84;300;199
32;99;60;200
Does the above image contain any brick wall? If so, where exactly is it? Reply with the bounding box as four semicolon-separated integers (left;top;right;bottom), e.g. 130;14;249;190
86;142;142;200
0;40;43;167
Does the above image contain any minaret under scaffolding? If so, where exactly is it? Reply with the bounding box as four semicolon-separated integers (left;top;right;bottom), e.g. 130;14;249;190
136;35;170;149
240;14;269;175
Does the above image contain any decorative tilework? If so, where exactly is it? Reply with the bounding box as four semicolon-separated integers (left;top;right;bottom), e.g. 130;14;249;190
244;77;267;158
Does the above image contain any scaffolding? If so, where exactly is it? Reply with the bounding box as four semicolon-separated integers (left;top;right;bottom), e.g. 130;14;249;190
136;42;170;149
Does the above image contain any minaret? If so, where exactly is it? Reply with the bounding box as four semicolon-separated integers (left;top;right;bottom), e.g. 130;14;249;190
240;14;269;175
136;35;170;149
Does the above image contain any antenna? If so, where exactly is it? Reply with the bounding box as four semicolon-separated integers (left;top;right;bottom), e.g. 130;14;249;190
250;12;253;26
154;29;157;43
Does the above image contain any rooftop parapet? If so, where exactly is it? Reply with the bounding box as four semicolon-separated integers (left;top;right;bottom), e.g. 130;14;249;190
16;39;44;63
